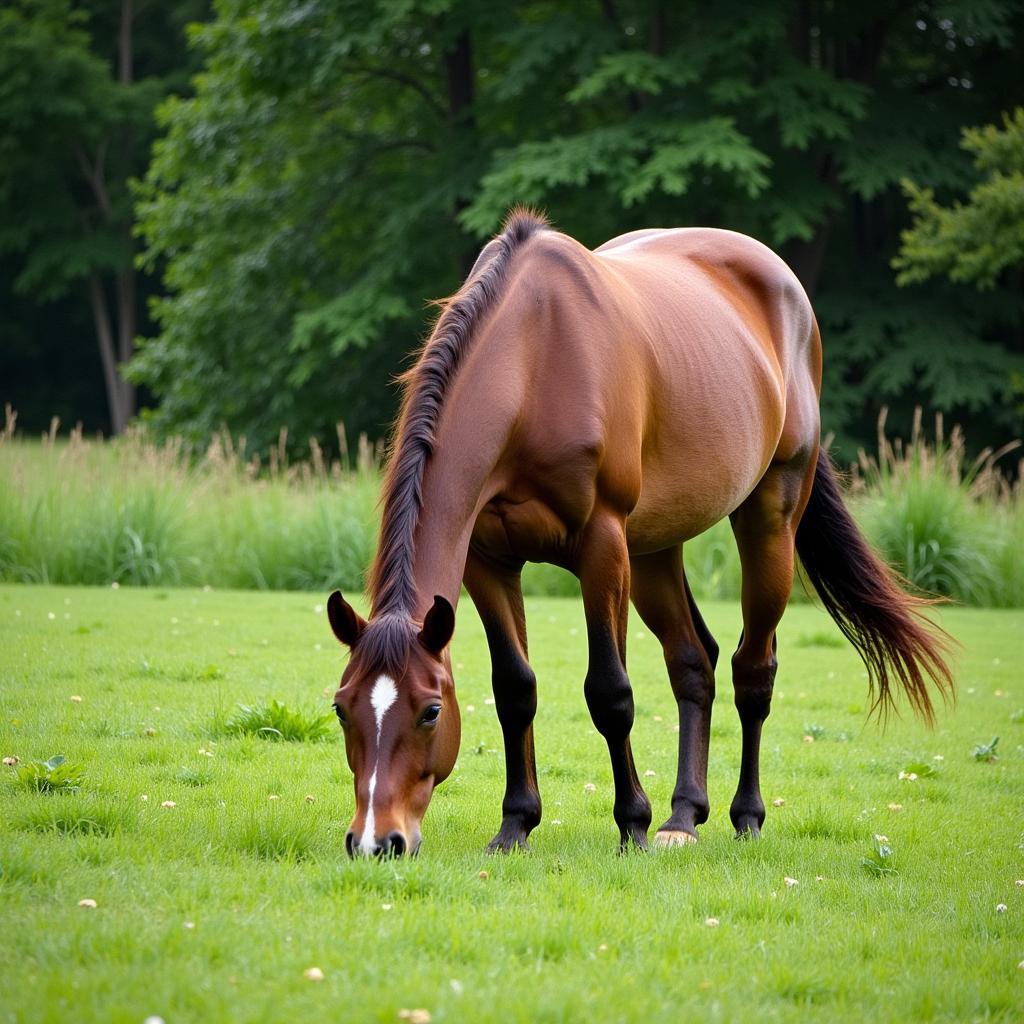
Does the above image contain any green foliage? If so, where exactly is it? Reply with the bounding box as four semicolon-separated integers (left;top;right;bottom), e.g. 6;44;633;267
895;108;1024;289
220;700;334;743
0;0;127;296
130;0;1024;456
971;736;999;761
0;0;210;432
11;754;86;793
861;833;897;877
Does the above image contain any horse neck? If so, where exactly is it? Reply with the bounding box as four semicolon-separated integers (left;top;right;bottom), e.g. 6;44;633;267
405;399;511;621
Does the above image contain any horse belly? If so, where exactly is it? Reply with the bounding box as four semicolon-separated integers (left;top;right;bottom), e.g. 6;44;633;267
625;456;762;553
626;379;784;553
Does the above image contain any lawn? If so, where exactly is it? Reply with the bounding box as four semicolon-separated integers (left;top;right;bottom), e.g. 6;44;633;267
1;583;1022;1023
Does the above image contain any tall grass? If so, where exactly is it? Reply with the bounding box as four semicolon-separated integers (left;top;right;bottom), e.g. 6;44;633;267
847;409;1024;607
2;406;1022;605
0;407;379;593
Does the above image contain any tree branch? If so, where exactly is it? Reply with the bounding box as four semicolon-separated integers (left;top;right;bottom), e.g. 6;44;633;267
74;141;111;216
345;62;447;121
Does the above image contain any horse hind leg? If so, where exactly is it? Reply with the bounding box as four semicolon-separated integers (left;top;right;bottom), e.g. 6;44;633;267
728;455;815;837
577;512;652;850
630;548;718;846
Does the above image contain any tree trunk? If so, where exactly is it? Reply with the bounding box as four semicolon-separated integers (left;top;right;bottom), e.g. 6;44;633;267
114;0;137;424
444;28;478;277
89;273;128;434
785;219;834;299
783;11;889;300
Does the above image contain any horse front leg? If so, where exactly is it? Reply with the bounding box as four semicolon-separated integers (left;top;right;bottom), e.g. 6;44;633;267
464;552;541;853
577;514;652;851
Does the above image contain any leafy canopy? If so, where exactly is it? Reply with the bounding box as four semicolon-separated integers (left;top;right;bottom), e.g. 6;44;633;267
895;107;1024;289
133;1;1024;456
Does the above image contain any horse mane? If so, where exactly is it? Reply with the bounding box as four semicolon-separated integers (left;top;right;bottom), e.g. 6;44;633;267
366;207;549;619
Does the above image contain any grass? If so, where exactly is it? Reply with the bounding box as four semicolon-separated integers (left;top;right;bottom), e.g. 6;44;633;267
1;583;1023;1022
9;408;1024;606
218;699;335;742
0;415;381;593
849;408;1024;607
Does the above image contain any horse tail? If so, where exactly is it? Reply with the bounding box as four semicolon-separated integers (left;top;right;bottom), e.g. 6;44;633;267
794;448;955;723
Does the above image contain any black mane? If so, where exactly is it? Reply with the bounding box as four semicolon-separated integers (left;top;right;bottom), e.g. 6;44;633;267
366;208;549;619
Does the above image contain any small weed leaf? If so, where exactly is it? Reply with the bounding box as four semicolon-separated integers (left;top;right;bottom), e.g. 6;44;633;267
803;724;827;740
971;736;999;762
179;663;224;682
899;761;937;780
220;700;333;742
862;834;897;877
12;755;86;792
175;766;213;787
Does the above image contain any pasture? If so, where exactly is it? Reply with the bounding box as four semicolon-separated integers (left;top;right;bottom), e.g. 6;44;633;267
1;582;1023;1022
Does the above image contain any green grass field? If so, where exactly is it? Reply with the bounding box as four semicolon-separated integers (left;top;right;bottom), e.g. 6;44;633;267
2;583;1023;1023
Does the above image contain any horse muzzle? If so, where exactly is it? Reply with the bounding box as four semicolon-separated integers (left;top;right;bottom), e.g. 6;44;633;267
345;829;418;858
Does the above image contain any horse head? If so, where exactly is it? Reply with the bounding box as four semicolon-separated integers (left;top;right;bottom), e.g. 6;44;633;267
327;591;461;856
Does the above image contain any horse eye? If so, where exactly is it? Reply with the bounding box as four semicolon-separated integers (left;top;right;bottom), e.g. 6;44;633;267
420;704;441;725
334;705;346;726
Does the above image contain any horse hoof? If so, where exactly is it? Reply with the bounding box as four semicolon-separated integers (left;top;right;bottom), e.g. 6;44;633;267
617;826;649;853
653;829;698;847
486;831;530;855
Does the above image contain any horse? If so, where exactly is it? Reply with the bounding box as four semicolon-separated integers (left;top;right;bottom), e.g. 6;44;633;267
326;208;953;858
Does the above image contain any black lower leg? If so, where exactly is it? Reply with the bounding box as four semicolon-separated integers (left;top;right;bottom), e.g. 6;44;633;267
730;645;777;837
658;645;715;838
584;624;652;850
484;620;541;852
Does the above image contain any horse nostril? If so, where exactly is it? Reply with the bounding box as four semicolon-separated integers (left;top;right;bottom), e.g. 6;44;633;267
387;831;407;857
345;831;356;858
373;834;391;858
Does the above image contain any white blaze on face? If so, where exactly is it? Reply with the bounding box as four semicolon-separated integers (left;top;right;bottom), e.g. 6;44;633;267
358;675;398;855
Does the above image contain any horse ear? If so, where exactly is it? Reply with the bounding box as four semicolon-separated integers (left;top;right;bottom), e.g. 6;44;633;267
418;595;455;656
327;591;365;648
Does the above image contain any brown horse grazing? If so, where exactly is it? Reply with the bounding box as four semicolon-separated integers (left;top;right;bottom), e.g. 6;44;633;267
327;209;953;857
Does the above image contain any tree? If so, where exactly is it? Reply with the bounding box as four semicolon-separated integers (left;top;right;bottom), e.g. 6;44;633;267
134;0;1024;455
890;107;1024;431
0;0;207;434
895;108;1024;288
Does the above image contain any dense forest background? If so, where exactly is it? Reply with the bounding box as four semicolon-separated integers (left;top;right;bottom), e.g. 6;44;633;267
2;0;1023;460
